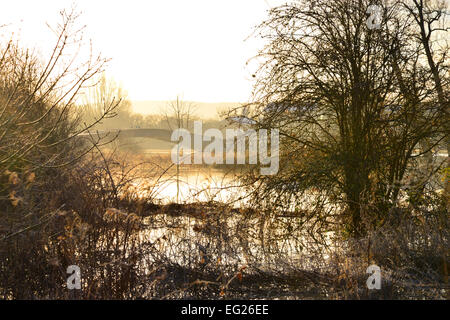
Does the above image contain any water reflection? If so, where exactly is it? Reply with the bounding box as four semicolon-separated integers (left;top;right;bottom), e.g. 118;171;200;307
131;164;246;205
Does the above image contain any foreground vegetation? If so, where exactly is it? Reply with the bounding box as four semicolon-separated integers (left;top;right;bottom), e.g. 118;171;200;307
0;150;447;299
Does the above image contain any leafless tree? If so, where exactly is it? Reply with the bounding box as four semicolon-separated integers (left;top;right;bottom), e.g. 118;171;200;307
0;8;119;171
81;73;134;130
161;96;198;202
241;0;448;237
399;0;449;229
162;96;198;132
0;8;122;252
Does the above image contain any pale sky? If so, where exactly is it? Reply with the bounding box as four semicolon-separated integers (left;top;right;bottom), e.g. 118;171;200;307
0;0;286;103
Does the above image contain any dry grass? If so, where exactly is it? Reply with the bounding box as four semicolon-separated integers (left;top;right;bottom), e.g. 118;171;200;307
0;151;447;300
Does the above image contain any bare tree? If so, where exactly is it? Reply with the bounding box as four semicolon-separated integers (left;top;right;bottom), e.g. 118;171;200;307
162;96;197;132
399;0;449;283
162;96;197;202
0;8;120;248
81;73;134;130
243;0;448;237
0;8;119;171
400;0;449;225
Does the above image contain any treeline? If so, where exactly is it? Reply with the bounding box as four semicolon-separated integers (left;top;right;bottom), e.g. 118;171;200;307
79;76;224;131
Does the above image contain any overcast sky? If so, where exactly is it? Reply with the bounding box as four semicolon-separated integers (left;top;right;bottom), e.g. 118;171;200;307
1;0;287;102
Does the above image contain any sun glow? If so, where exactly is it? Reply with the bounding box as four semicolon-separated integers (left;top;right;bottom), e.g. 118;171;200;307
0;0;285;103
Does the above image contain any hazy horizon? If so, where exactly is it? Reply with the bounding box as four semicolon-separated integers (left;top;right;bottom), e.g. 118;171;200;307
131;100;242;119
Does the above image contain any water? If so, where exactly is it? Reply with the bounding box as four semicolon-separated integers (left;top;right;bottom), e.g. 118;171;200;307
128;163;247;205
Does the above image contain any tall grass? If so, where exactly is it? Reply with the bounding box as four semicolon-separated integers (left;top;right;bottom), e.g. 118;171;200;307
0;150;447;299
